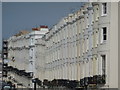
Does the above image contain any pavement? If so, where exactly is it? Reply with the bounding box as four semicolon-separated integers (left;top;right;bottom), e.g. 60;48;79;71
0;80;2;89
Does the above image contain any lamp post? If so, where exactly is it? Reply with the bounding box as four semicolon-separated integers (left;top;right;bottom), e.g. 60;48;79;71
32;78;37;90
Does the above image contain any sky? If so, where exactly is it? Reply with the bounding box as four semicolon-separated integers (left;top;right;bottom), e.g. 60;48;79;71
2;2;84;39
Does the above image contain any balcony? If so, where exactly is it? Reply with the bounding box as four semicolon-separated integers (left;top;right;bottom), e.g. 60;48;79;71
34;78;42;86
80;75;106;87
5;66;33;78
43;79;79;88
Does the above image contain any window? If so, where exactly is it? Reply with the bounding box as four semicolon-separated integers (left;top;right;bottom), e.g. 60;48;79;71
102;3;107;16
103;27;107;40
101;55;106;75
101;27;107;43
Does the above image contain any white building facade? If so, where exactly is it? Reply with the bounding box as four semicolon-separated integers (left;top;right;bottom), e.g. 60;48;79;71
7;26;48;88
44;2;118;88
6;2;119;89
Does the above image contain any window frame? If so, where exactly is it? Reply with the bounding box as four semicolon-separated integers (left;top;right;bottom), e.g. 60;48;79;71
101;55;106;75
101;27;107;43
101;3;107;16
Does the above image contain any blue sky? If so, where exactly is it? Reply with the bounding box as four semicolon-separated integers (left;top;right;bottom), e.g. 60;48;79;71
2;2;84;39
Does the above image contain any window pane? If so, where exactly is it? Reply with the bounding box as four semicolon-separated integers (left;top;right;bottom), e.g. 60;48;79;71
102;27;107;41
102;3;107;15
103;27;107;34
103;35;107;40
104;3;107;14
102;55;106;75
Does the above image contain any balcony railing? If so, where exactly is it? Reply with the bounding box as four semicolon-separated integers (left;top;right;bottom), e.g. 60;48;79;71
80;75;106;87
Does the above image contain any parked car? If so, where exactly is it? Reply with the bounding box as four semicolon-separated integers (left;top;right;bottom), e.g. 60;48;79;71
2;81;16;90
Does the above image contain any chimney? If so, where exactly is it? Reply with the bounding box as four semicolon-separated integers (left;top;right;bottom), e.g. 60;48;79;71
40;25;48;28
32;28;39;31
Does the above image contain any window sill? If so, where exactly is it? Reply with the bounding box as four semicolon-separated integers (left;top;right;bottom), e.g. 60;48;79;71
101;14;107;17
100;41;107;45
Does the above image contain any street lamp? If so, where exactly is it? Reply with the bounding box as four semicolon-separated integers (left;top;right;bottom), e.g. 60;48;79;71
32;78;37;90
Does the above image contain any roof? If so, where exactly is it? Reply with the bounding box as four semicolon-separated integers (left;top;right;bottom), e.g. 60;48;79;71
14;30;29;37
32;25;48;31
